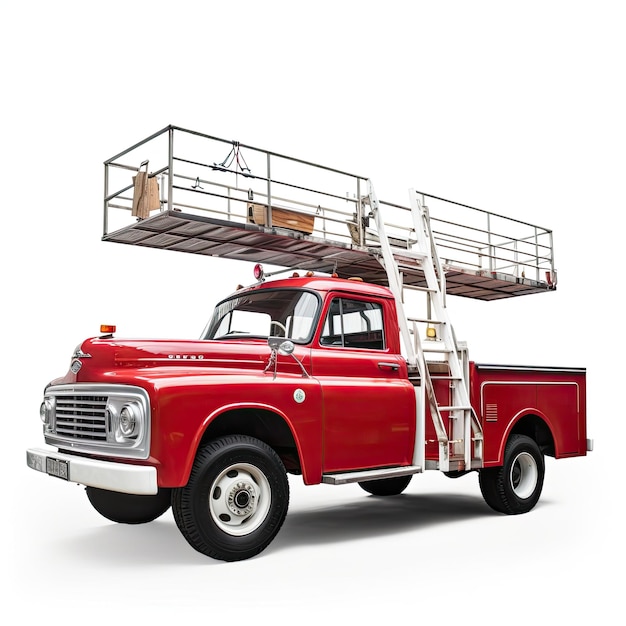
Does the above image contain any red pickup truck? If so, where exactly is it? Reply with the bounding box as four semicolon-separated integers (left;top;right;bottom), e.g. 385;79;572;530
26;272;590;562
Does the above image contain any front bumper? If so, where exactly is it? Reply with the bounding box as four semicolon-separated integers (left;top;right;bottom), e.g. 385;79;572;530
26;447;158;495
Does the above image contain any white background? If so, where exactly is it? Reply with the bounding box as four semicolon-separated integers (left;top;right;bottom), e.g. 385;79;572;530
3;1;622;623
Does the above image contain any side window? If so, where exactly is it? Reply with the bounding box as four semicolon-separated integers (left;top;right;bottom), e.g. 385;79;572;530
320;298;385;350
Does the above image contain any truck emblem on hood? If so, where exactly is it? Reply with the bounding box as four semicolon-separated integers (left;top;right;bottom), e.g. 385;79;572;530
70;347;91;373
167;354;204;360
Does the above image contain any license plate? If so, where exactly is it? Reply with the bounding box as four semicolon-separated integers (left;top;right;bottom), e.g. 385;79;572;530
46;457;69;480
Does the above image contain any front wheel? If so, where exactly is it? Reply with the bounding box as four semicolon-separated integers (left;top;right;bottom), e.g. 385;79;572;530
172;435;289;562
86;487;172;524
479;434;545;514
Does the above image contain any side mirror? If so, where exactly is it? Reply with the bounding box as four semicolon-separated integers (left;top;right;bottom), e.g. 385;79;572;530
268;337;295;355
278;340;295;356
266;337;309;378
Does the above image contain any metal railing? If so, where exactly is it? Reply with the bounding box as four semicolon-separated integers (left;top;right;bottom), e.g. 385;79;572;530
417;192;555;283
103;125;555;284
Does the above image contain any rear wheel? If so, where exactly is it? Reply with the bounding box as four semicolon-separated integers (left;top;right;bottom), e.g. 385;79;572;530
359;474;412;496
172;435;289;562
86;487;172;524
479;434;544;514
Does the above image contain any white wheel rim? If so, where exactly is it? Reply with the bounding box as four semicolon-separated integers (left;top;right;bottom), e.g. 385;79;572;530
509;451;538;499
209;463;271;536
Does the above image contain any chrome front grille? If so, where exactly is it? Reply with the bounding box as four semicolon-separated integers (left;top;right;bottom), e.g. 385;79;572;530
43;384;151;459
54;395;108;441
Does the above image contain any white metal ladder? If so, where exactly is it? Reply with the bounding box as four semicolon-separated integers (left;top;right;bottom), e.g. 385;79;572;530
367;181;484;472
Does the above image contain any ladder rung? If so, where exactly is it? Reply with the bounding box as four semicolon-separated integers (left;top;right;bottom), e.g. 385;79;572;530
407;317;444;325
402;284;439;294
391;249;427;261
438;405;473;412
430;375;462;381
401;283;436;293
422;346;453;353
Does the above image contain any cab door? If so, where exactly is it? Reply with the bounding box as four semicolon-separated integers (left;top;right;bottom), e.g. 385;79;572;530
310;294;415;473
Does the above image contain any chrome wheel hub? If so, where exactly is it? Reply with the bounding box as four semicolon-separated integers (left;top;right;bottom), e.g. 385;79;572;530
510;451;538;499
209;463;271;536
227;481;256;516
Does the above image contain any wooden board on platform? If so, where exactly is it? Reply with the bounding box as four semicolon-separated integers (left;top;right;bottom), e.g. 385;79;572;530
247;203;315;234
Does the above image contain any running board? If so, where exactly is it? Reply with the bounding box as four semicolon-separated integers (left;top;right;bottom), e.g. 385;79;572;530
321;465;422;485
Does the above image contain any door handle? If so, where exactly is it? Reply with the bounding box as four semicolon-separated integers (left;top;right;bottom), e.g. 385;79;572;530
378;361;400;371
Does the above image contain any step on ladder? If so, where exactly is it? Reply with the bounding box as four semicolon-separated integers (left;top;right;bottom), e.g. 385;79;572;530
366;181;484;472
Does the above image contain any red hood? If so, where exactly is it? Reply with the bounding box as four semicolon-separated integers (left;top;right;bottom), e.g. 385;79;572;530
64;336;276;382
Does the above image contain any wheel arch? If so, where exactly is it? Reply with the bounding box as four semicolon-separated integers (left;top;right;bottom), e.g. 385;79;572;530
184;404;305;485
496;410;556;464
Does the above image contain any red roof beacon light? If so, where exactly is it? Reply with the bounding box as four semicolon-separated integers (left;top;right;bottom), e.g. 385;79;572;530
253;264;264;281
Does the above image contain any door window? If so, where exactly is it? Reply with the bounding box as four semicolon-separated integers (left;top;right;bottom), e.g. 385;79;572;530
320;298;385;350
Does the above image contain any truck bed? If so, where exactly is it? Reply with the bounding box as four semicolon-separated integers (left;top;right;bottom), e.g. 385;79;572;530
470;362;588;464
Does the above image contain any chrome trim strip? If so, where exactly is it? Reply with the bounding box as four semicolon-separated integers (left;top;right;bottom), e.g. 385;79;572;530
479;380;581;417
321;465;422;485
475;363;585;373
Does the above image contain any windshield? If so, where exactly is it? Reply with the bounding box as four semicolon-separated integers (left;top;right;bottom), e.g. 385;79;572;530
203;289;320;342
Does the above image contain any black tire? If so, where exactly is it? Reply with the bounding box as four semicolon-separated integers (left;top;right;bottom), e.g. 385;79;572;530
86;487;172;524
359;474;412;496
479;434;545;514
172;435;289;562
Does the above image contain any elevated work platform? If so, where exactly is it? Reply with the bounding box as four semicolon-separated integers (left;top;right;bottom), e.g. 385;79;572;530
103;126;556;301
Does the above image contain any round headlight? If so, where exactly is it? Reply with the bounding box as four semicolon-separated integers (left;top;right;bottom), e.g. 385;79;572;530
119;405;138;437
40;399;53;424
